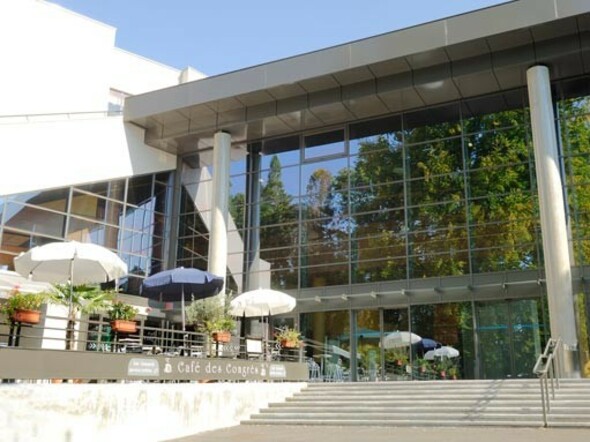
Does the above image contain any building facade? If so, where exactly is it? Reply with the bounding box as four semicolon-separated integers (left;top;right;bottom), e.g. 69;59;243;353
2;0;590;380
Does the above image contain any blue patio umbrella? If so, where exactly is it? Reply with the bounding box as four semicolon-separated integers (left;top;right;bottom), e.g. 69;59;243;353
141;267;224;331
419;338;442;351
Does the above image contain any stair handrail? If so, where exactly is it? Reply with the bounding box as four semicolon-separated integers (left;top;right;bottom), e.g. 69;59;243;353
532;337;562;427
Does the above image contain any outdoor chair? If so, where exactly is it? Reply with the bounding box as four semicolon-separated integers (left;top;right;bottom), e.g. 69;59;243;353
307;358;321;381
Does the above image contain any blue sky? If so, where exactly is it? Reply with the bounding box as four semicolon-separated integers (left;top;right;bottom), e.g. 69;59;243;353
52;0;510;76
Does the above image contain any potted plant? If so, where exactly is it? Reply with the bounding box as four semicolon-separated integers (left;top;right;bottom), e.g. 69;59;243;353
0;287;47;325
48;284;114;349
448;366;459;380
275;327;302;348
107;300;138;334
415;357;430;374
386;348;409;366
437;359;451;379
186;293;235;344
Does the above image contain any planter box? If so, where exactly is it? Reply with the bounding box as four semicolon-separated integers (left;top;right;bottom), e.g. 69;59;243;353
212;331;231;343
110;320;137;334
12;309;41;325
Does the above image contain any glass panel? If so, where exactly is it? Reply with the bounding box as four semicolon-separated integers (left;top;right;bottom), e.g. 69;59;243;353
262;135;300;168
67;218;119;249
462;90;525;134
1;229;57;256
300;263;348;288
155;172;172;183
403;103;462;144
356;309;381;382
301;157;347;198
4;203;65;238
407;137;463;180
407;174;464;206
259;222;298;250
411;303;474;380
127;175;153;206
259;158;299;201
476;300;511;379
300;239;349;266
260;247;297;271
349;115;402;156
408;201;466;232
476;299;542;379
353;232;406;260
350;145;404;188
304;129;345;160
154;182;170;213
71;192;124;225
230;173;246;199
382;308;409;380
465;127;531;171
124;206;155;232
301;310;350;381
350;182;404;213
352;257;406;283
408;250;469;278
120;230;153;256
0;253;15;271
351;210;405;239
269;268;298;290
510;299;543;378
9;188;69;212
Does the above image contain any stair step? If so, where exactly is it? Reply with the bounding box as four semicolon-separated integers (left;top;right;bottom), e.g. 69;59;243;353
245;379;590;429
250;412;547;421
243;418;545;427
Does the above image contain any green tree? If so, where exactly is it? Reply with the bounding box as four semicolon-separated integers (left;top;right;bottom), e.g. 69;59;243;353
259;155;298;288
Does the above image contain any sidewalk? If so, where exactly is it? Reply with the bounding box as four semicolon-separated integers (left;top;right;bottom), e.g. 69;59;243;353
168;425;590;442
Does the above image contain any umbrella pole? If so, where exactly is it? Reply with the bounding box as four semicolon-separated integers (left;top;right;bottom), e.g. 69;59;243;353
181;286;187;353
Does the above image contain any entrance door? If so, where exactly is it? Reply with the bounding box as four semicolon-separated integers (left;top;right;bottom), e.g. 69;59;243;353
475;299;543;379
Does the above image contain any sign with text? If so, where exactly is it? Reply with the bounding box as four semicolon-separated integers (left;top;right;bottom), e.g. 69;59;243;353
0;348;309;382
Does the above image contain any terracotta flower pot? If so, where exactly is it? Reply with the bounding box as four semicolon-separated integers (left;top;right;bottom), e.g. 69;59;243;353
12;308;41;325
281;339;298;349
110;320;137;334
212;331;231;343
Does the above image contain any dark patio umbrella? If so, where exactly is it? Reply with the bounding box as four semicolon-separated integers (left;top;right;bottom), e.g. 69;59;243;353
141;267;223;331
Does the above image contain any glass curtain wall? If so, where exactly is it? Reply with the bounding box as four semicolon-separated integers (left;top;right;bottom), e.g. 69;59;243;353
557;77;590;373
231;86;544;292
0;172;172;294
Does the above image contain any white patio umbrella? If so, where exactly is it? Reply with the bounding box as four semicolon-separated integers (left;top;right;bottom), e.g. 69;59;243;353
424;345;460;360
229;288;296;317
382;331;422;349
229;288;296;351
14;240;128;285
0;270;52;298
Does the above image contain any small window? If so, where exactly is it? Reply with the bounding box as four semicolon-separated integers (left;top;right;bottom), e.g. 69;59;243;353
304;129;345;161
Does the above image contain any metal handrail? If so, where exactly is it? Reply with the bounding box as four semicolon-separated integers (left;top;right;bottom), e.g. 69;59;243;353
532;337;562;427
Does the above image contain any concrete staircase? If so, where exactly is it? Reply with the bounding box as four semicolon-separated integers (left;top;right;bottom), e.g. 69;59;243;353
245;379;590;428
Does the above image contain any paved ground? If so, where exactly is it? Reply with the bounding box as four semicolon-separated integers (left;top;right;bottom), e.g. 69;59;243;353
168;425;590;442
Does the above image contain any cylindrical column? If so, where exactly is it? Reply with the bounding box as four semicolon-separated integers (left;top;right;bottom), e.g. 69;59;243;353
527;65;578;377
208;131;231;289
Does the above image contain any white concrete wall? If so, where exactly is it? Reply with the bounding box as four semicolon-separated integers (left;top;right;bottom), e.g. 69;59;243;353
0;0;115;116
110;49;203;96
0;0;192;196
0;382;306;441
0;116;176;196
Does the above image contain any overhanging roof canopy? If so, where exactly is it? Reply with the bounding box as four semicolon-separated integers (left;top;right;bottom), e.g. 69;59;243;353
125;0;590;157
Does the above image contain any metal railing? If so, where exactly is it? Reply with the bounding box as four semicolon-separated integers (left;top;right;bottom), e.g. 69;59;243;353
532;337;562;427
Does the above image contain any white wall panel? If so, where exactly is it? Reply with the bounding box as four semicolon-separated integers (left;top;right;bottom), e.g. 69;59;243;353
0;0;115;116
0;117;176;196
